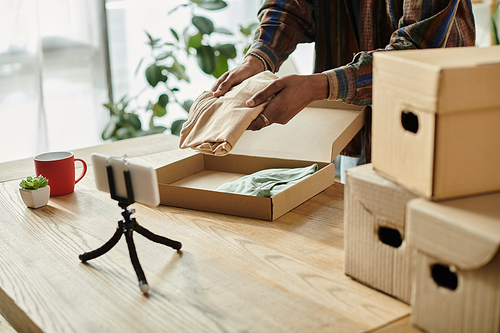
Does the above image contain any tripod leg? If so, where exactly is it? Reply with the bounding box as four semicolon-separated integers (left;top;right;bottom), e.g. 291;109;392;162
79;225;123;262
134;223;182;251
124;229;149;294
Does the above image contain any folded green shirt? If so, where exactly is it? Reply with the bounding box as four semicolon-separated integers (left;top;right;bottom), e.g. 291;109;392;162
215;164;318;197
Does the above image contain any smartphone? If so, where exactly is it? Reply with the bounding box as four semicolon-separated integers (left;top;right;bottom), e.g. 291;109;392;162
92;153;160;207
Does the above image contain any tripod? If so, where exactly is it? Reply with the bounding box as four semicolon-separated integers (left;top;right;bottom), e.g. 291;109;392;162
79;163;181;294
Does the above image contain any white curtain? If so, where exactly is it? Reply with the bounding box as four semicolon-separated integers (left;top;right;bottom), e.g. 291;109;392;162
0;0;110;163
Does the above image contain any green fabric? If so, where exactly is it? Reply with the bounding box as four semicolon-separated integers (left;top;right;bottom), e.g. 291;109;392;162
216;164;318;198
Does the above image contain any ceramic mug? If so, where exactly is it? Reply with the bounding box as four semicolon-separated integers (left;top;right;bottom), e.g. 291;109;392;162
34;151;87;196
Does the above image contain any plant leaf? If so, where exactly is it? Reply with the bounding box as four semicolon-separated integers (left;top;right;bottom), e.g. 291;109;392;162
145;64;166;87
183;27;191;52
158;94;169;107
158;66;169;82
188;33;203;49
213;27;233;35
240;22;259;36
492;2;500;45
153;103;167;117
133;129;149;137
196;45;216;74
192;16;214;35
118;94;128;104
102;114;119;140
156;51;173;61
166;60;190;82
134;56;145;76
149;125;167;134
171;119;187;136
182;99;194;112
212;55;229;78
170;28;180;41
19;176;49;190
116;127;134;140
215;43;237;59
102;102;115;113
127;113;142;130
168;3;188;15
145;30;154;43
192;0;227;10
145;30;161;48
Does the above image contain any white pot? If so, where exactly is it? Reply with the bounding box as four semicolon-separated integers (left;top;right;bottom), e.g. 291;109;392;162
19;185;50;209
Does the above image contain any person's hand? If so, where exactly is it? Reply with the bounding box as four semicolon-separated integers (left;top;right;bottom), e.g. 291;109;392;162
211;55;266;97
246;73;328;130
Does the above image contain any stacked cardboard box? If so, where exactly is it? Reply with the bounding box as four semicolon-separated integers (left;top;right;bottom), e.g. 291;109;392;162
345;164;419;303
345;46;500;332
372;46;500;200
407;193;500;333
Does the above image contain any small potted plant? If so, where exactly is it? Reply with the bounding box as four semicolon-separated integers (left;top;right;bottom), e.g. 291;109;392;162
19;175;50;208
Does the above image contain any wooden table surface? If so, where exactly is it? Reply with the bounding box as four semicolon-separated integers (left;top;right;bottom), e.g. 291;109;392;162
0;134;421;333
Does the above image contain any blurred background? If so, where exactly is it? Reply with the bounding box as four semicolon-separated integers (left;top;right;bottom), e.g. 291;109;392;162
0;0;497;163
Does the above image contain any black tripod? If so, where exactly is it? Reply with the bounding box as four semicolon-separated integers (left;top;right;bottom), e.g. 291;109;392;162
79;164;181;294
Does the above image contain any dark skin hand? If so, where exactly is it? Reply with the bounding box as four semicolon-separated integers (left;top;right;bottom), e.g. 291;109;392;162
245;73;328;130
211;55;265;98
211;55;329;130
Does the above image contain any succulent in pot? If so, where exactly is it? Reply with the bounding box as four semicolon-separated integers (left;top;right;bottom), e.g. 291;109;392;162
19;175;50;208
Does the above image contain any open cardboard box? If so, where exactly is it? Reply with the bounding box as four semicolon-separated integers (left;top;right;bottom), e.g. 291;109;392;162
156;100;365;220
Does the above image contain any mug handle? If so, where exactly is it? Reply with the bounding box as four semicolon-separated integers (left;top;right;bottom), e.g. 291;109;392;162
75;158;87;184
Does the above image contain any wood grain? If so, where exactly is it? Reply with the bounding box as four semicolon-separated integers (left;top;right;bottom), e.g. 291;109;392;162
367;315;424;333
0;315;17;333
0;135;410;332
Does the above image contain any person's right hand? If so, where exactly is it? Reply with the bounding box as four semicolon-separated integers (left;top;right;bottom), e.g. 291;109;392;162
211;54;266;97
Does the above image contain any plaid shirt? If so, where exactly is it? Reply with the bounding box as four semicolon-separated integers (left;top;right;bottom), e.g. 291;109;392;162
246;0;475;157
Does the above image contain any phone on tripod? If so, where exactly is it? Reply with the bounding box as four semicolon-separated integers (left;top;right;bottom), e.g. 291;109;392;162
91;153;160;207
81;153;180;294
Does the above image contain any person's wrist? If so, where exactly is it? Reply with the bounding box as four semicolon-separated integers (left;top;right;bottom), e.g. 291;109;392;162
311;73;329;100
244;53;268;72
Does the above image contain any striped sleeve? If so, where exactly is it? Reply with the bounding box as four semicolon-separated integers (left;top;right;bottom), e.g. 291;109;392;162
324;0;476;106
246;0;315;73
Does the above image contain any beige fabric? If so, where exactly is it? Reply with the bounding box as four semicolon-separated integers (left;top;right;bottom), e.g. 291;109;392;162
179;71;278;156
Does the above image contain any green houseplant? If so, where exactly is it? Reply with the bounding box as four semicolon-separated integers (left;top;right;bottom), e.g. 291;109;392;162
19;175;50;209
492;0;500;45
102;0;257;141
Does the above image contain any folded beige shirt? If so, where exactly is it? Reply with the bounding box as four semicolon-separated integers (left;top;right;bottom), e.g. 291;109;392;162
179;71;278;156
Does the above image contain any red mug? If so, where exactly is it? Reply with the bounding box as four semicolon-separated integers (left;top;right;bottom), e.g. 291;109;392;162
34;151;87;196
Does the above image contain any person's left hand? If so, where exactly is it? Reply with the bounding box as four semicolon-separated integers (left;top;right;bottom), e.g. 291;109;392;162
246;73;329;131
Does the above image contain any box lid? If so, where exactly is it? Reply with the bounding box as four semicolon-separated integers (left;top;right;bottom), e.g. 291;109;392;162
230;100;365;163
374;46;500;114
347;164;419;231
408;192;500;270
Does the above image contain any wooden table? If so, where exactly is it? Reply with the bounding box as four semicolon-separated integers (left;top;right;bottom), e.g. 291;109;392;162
0;134;420;333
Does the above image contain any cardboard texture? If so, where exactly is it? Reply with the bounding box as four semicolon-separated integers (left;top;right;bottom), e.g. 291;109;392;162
372;46;500;200
157;101;365;220
344;164;420;303
407;193;500;333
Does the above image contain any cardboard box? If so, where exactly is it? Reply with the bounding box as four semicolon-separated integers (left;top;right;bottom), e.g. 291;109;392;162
344;164;420;303
157;100;365;220
372;46;500;200
407;192;500;333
